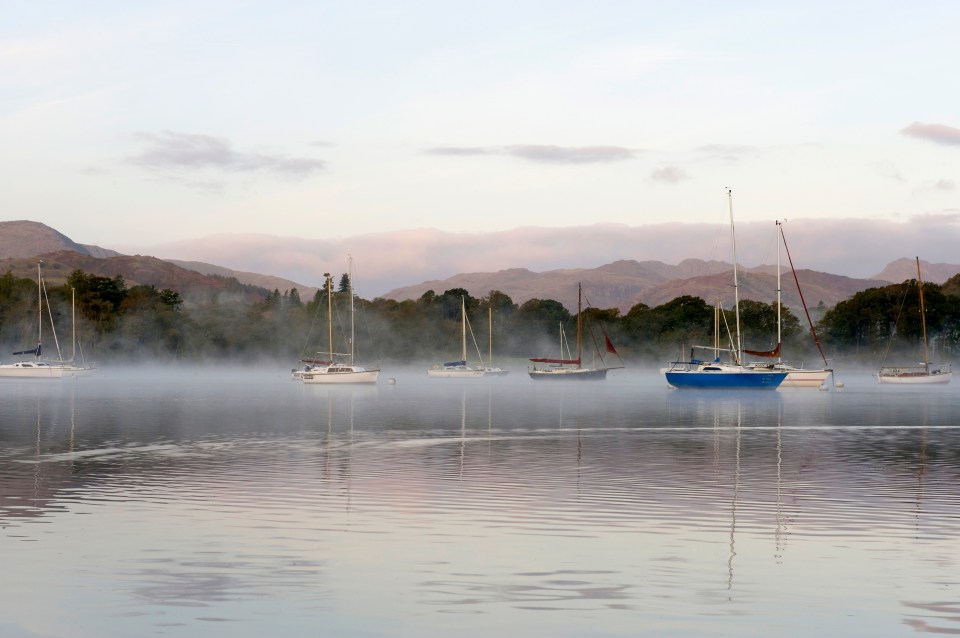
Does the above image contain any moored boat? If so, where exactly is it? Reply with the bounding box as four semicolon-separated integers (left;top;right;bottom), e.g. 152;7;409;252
664;190;786;390
876;257;952;385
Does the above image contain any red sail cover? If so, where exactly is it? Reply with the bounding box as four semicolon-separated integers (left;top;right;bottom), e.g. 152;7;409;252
529;357;580;365
742;343;781;358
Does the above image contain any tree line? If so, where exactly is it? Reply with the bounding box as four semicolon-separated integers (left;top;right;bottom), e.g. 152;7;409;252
0;268;958;366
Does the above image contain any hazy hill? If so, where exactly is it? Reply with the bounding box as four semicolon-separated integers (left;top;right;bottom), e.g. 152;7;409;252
166;260;320;300
0;220;120;258
871;258;960;284
383;260;890;313
0;221;316;300
0;251;270;305
0;219;952;312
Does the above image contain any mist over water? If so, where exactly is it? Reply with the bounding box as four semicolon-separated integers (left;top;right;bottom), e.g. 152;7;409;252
1;366;959;637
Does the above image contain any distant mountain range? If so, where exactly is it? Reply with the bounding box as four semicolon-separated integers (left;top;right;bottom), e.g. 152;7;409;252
2;220;959;312
381;260;893;313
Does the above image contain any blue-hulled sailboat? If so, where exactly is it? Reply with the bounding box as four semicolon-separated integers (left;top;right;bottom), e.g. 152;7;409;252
664;189;787;390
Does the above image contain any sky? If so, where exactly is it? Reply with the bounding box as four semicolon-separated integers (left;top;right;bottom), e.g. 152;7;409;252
2;0;959;290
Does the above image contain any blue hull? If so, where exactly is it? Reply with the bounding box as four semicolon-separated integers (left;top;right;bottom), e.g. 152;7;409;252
665;370;787;389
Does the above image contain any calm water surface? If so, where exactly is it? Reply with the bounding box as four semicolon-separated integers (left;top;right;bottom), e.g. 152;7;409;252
1;366;959;637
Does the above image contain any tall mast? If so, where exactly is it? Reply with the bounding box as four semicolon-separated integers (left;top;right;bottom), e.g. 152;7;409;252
780;222;829;368
461;296;467;362
37;261;42;347
576;283;583;368
348;255;355;365
776;220;782;363
727;189;742;363
324;272;332;362
488;306;493;367
72;287;77;363
917;257;930;371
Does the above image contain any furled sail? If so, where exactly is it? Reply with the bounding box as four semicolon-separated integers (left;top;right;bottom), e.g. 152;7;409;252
743;343;781;358
529;357;580;365
13;343;41;356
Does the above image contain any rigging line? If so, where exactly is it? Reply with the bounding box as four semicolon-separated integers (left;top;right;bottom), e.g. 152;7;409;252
580;291;608;368
778;224;829;368
298;288;326;358
879;280;912;367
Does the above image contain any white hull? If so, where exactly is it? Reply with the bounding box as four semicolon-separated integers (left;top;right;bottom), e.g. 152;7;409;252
427;367;485;378
0;363;65;378
780;368;833;388
301;365;380;384
876;371;952;385
0;362;93;379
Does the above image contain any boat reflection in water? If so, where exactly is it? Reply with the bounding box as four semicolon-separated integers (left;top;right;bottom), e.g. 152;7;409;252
1;370;959;636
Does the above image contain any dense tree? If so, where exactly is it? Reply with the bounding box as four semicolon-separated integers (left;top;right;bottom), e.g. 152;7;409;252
5;266;959;366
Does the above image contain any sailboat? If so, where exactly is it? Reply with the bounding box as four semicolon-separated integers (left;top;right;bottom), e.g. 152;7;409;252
745;220;833;388
0;262;95;379
482;306;509;376
876;257;952;385
428;296;486;378
297;258;380;384
528;283;623;380
664;190;787;390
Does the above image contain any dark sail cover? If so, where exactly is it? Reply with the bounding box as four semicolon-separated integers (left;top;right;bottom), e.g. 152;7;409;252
443;360;467;368
13;343;41;356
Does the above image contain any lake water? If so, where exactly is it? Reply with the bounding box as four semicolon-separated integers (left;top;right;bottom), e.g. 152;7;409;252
2;366;959;637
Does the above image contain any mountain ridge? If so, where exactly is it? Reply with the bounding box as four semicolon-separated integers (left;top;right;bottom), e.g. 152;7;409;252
0;219;955;313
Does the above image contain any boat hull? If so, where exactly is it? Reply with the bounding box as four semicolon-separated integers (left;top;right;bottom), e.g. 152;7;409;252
665;369;787;389
528;367;607;381
0;362;86;378
876;371;952;385
781;369;833;387
301;366;380;384
427;367;485;378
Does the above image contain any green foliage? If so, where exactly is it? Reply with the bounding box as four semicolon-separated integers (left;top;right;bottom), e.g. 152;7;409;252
1;267;957;366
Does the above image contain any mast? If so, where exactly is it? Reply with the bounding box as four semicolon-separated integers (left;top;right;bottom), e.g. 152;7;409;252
460;296;468;362
324;272;333;363
776;221;782;364
727;189;742;364
72;287;76;363
488;306;493;367
576;283;583;369
917;257;930;372
780;222;829;368
348;255;355;365
37;261;42;349
714;298;721;361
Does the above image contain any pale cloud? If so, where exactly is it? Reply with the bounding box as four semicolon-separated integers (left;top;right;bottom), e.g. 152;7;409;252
870;160;906;182
424;146;490;156
928;179;956;191
126;131;326;178
650;166;690;184
504;145;634;164
424;144;635;164
901;122;960;146
692;144;762;164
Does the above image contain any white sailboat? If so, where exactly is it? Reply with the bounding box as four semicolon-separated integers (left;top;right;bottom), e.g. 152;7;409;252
745;220;833;388
876;257;952;385
428;296;486;378
0;262;95;379
297;258;380;385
